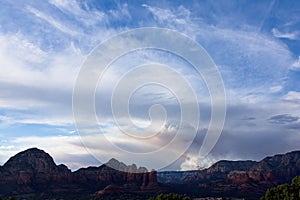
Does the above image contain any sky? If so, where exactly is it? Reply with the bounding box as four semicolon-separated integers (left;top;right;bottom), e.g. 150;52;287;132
0;0;300;171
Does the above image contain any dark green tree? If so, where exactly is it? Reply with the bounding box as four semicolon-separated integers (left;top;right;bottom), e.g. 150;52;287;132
261;176;300;200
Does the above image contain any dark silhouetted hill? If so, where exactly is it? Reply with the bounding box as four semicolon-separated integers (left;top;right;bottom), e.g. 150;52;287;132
0;148;300;199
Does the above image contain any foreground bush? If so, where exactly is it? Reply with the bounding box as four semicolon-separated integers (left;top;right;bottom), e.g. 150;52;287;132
261;176;300;200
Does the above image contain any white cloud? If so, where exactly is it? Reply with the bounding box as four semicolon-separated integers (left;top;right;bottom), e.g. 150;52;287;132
48;0;106;27
0;135;93;170
27;6;79;36
272;28;299;40
0;33;83;88
0;33;84;126
143;4;190;25
283;91;300;103
0;145;14;150
0;115;73;127
0;121;196;170
1;2;299;171
270;85;283;93
109;3;131;20
142;4;196;38
180;154;217;170
292;56;300;70
143;4;293;98
143;4;177;23
0;33;46;65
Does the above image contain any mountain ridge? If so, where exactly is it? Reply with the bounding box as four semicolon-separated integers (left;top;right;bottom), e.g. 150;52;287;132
0;148;299;199
0;147;161;196
158;150;300;198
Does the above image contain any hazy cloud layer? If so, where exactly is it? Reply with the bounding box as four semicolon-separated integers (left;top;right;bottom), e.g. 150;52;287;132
0;1;300;171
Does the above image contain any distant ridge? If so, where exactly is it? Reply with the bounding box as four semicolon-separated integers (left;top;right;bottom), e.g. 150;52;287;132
0;148;299;199
158;150;300;198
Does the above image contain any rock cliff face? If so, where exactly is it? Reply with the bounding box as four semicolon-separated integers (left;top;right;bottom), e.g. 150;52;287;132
0;148;72;194
1;148;299;198
96;184;124;195
0;148;159;196
158;151;300;198
73;160;159;193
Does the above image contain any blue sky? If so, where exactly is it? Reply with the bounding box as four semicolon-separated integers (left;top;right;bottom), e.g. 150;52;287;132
0;0;300;171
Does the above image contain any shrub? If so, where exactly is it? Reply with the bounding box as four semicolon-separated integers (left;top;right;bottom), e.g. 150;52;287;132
261;176;300;200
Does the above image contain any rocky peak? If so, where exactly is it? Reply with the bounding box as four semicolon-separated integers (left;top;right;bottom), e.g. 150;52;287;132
105;158;148;173
207;160;257;173
0;148;72;195
0;148;160;196
105;158;128;171
2;147;59;173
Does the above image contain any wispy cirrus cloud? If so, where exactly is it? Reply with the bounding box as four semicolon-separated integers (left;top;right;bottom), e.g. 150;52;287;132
143;4;293;97
272;28;299;40
48;0;107;28
27;6;80;36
